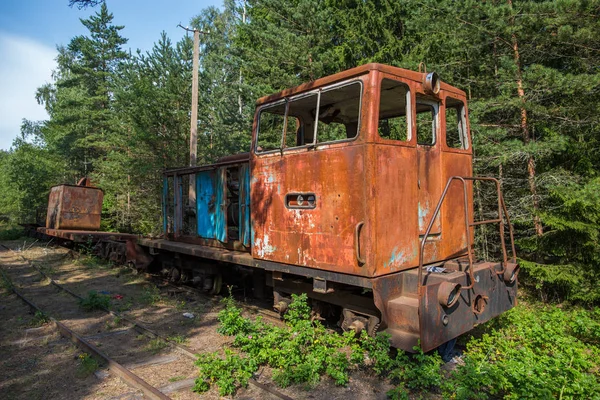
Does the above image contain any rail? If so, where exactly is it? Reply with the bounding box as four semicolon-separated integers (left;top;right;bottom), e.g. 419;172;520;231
417;176;516;294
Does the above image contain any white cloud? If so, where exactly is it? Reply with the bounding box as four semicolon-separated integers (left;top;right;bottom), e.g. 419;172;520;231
0;33;56;150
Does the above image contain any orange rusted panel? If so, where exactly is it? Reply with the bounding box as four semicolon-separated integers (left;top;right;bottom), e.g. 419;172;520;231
46;184;103;231
251;139;369;276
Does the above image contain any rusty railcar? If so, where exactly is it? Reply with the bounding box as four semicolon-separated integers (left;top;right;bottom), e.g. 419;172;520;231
46;178;104;231
39;63;518;352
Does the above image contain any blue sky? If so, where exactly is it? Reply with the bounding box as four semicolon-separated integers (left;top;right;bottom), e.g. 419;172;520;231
0;0;221;150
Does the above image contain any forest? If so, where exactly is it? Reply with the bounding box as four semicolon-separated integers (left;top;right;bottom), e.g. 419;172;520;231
1;0;599;398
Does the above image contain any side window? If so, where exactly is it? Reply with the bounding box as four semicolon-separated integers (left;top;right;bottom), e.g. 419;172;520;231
378;79;410;141
285;93;318;148
255;81;362;153
317;82;362;143
256;102;285;152
416;95;438;146
445;97;469;149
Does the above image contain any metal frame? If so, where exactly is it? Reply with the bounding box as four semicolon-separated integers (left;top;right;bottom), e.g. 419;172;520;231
418;176;516;294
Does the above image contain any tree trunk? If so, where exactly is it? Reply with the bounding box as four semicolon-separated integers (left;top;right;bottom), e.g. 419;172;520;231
508;0;543;237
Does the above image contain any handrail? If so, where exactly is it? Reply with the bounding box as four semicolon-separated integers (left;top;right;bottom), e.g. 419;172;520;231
417;176;516;295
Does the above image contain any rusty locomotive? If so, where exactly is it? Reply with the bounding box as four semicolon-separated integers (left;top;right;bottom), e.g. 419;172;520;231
36;63;519;353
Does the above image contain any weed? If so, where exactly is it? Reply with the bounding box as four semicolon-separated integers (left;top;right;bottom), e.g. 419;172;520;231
79;291;110;311
31;310;50;327
0;226;25;240
194;350;257;396
169;375;186;382
39;264;56;276
116;300;133;312
77;353;99;377
146;338;168;354
105;316;122;330
175;300;187;311
194;295;600;398
168;335;188;345
140;285;162;305
194;293;415;396
79;255;104;269
136;334;146;341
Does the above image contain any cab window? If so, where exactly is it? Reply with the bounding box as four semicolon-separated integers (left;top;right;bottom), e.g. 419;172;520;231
255;81;362;153
317;82;362;143
445;97;469;149
284;93;318;148
378;79;411;141
256;102;285;152
416;95;438;146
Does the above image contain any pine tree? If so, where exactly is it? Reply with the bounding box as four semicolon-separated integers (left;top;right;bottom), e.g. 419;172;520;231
36;3;128;178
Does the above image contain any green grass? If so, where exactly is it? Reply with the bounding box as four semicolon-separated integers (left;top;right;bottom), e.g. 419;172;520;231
442;304;600;399
105;316;123;330
169;375;186;382
168;335;188;345
79;291;111;311
146;338;168;354
140;285;162;305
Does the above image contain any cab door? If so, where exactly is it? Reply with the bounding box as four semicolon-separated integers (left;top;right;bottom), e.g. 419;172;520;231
416;95;442;237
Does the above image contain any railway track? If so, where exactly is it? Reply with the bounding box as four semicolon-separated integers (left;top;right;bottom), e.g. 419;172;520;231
0;243;292;400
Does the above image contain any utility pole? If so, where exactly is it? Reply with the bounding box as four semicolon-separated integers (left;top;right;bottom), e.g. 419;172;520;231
178;24;209;208
238;1;246;116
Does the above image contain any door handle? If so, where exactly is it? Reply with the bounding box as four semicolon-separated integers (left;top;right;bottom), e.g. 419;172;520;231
355;221;366;265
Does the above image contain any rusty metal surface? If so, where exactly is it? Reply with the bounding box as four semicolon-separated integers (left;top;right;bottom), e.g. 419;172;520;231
373;261;518;352
137;238;373;288
37;227;136;243
46;184;103;231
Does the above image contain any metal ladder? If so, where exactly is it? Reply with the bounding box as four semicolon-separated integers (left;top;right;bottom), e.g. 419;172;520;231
417;176;516;294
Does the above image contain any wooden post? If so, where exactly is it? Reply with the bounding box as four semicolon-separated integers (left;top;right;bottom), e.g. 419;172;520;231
189;29;200;207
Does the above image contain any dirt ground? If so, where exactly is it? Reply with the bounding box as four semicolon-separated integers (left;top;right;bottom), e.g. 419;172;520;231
0;239;397;400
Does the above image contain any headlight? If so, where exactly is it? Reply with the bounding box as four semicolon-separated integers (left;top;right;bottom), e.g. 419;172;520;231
437;281;461;308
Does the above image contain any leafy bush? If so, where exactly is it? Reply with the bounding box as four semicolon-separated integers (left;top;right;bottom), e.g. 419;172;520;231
79;290;111;311
197;295;600;398
443;305;600;399
194;350;257;396
194;293;442;396
0;226;25;240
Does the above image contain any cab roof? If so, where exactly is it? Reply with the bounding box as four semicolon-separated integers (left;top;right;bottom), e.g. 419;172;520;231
256;63;466;106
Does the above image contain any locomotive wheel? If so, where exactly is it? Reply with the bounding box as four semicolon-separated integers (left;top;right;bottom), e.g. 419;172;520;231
210;274;222;295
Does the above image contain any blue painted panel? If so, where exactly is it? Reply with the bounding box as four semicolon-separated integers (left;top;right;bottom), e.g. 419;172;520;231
162;176;168;234
196;171;216;239
174;176;182;235
216;168;228;242
239;164;251;247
